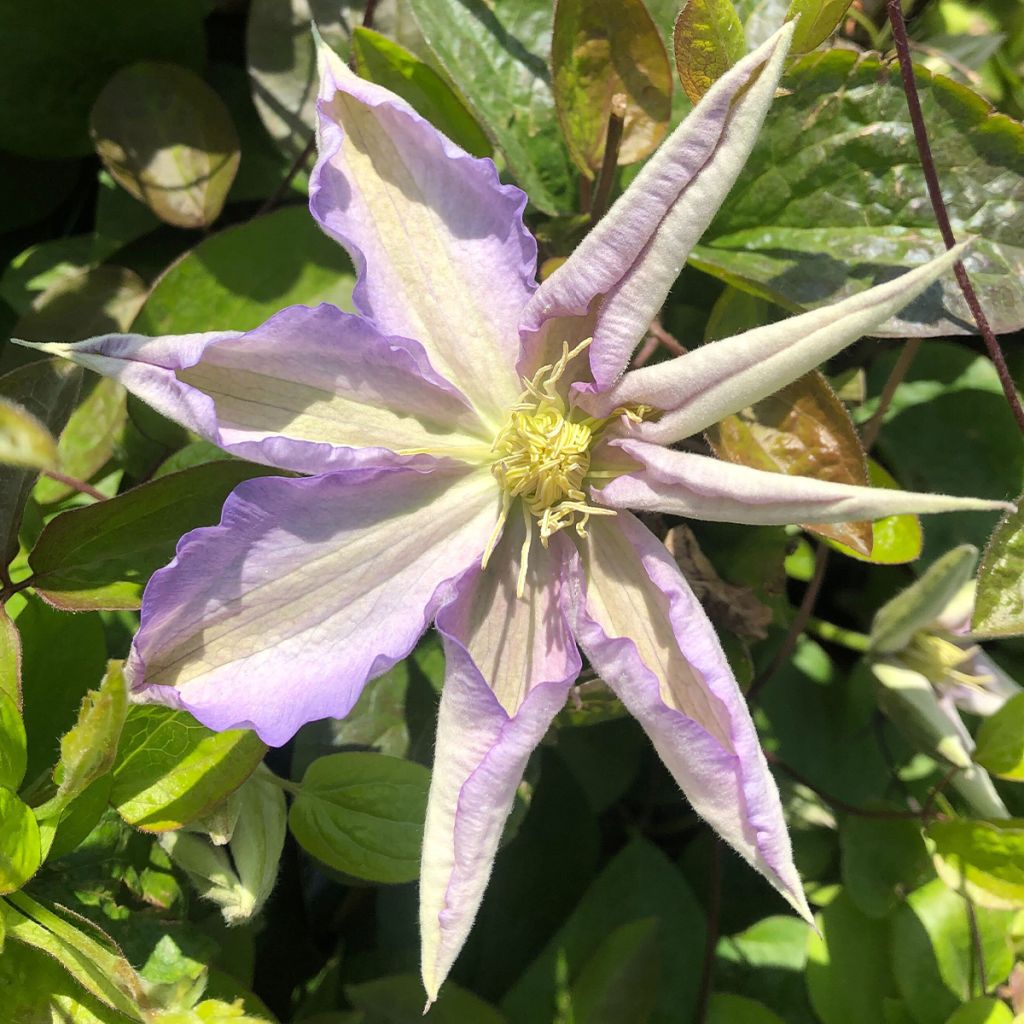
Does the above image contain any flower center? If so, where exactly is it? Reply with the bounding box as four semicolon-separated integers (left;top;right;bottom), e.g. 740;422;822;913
901;632;994;688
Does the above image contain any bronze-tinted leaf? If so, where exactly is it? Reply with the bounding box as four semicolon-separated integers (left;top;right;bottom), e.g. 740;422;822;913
673;0;745;104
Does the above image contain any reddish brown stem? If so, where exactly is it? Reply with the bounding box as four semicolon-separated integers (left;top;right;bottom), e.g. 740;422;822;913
41;468;106;502
886;0;1024;435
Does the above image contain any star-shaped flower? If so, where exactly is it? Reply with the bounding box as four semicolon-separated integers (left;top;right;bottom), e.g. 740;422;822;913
25;23;1013;1001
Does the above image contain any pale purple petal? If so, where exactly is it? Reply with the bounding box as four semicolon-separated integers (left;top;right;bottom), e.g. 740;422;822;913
940;652;1022;717
127;465;500;746
23;304;486;475
519;24;794;387
589;246;966;437
597;442;1014;523
421;522;580;1001
566;513;811;921
312;39;536;423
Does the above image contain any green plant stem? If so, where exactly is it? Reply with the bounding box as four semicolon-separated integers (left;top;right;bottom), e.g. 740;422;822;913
806;617;872;653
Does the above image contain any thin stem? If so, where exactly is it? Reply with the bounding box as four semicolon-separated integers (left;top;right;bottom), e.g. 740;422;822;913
361;0;379;28
40;469;106;502
921;764;960;820
0;576;33;605
257;134;317;217
861;337;922;452
590;97;626;224
748;545;829;702
886;0;1024;435
805;617;872;653
694;838;723;1024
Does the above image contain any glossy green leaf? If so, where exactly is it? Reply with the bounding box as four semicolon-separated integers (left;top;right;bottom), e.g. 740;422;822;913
111;705;266;832
408;0;575;214
503;839;705;1024
352;27;491;158
944;998;1015;1024
0;787;40;893
33;377;127;504
289;752;430;884
785;0;853;55
0;398;58;471
347;974;505;1023
707;994;785;1024
0;689;26;793
0;360;82;566
975;693;1024;781
871;544;979;654
91;62;241;229
13;264;148;344
892;879;1015;1022
0;0;206;157
806;891;899;1024
927;818;1024;911
693;52;1024;336
840;816;931;919
673;0;745;103
973;501;1024;638
29;460;274;611
552;0;672;176
2;891;148;1019
132;205;356;334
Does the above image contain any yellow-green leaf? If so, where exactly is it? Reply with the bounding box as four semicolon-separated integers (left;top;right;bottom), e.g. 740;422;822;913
927;818;1024;911
785;0;854;55
0;787;41;894
973;500;1024;639
673;0;745;104
0;398;57;471
975;692;1024;781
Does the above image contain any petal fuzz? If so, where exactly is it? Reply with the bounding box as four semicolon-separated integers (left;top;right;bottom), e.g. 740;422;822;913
520;24;794;386
312;40;535;424
422;523;580;1001
21;305;487;474
595;245;967;439
567;513;810;921
598;442;1014;524
129;465;500;746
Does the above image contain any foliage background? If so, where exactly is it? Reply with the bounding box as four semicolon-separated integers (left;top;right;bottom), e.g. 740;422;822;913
2;0;1024;1022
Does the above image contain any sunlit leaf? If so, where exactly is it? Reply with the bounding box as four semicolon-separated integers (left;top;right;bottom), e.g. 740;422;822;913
0;786;41;893
0;690;26;793
785;0;854;56
927;818;1024;911
975;693;1024;781
91;62;241;229
973;501;1024;638
0;398;57;471
673;0;745;103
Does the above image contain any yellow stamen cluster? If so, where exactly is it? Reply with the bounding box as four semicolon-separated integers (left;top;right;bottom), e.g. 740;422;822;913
901;632;994;688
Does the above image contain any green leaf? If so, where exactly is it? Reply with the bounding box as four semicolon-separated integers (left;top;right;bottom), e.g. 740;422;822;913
289;752;430;884
28;460;275;611
806;891;899;1024
33;376;127;504
840;816;931;919
347;974;506;1023
0;786;41;893
568;917;661;1024
0;0;206;158
973;501;1024;639
552;0;672;176
0;606;22;709
503;839;706;1024
707;994;785;1024
693;51;1024;336
408;0;575;214
673;0;745;104
352;27;492;158
927;818;1024;910
825;461;924;566
111;705;266;832
91;62;241;229
975;692;1024;781
944;998;1015;1024
0;398;58;470
0;359;82;566
0;689;27;792
785;0;853;55
871;544;979;654
2;891;148;1019
132;205;356;334
891;879;1015;1022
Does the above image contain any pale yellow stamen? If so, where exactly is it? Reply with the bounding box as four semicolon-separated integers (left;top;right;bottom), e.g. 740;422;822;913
901;632;995;688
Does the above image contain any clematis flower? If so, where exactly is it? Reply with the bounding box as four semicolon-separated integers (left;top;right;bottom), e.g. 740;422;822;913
24;23;1014;1002
870;545;1021;817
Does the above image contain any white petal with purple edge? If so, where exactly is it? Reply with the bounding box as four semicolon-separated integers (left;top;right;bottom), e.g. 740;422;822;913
567;513;811;921
312;38;536;424
421;522;580;1003
128;465;500;746
592;245;967;437
597;442;1014;524
519;23;794;386
20;305;487;475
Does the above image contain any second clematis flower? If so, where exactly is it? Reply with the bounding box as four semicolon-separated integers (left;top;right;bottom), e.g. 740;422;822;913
25;23;1015;1002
